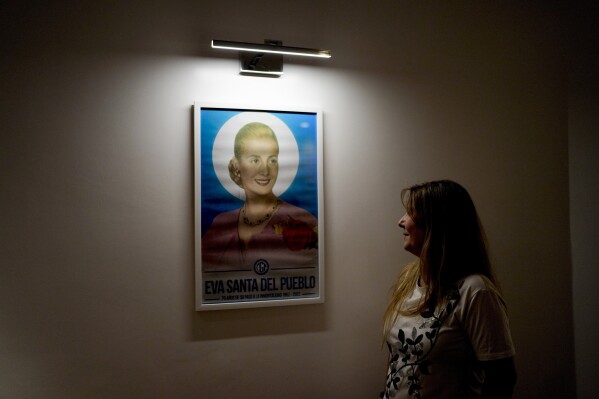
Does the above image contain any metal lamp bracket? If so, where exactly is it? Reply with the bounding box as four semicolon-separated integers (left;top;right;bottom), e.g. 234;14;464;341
239;40;284;76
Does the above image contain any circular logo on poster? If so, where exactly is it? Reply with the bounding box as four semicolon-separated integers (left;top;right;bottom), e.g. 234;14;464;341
253;259;270;275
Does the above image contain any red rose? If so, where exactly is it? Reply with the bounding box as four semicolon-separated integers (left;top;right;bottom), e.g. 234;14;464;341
281;217;317;251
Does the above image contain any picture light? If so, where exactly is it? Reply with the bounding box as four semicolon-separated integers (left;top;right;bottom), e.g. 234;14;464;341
211;39;332;76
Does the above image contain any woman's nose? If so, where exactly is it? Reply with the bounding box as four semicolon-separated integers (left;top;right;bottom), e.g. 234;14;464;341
259;161;269;175
398;214;406;228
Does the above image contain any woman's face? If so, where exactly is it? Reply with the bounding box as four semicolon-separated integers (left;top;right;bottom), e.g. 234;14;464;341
398;213;425;256
237;137;279;197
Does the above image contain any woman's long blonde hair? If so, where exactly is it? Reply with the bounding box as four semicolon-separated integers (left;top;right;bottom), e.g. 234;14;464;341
383;180;497;338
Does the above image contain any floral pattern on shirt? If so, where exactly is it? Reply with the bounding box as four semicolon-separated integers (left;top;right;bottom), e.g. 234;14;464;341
381;285;462;399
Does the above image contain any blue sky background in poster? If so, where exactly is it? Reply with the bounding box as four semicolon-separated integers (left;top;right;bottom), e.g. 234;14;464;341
200;109;319;237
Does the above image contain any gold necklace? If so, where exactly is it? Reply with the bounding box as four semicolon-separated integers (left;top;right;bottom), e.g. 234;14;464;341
241;199;281;227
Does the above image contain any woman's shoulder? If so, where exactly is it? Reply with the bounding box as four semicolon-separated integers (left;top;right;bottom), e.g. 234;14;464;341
456;274;509;316
458;274;501;296
207;208;240;228
277;200;317;221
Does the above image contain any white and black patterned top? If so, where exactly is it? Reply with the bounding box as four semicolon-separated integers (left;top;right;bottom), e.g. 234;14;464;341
381;274;515;399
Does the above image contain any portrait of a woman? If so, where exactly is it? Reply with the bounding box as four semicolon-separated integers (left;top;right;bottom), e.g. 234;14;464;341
201;121;318;272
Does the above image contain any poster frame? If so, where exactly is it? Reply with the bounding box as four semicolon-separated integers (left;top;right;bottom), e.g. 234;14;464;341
194;102;325;311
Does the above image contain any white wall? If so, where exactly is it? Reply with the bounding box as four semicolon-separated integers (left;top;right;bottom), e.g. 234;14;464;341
0;1;579;398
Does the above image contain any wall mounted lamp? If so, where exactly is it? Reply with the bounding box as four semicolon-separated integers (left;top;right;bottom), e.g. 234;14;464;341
211;39;332;76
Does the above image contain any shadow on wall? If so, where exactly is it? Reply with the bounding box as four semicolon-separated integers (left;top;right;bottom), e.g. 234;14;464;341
191;304;327;341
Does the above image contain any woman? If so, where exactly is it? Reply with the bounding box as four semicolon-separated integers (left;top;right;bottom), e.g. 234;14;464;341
202;122;318;272
381;180;516;399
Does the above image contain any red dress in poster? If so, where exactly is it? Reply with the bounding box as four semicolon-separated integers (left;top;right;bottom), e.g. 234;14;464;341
202;201;317;272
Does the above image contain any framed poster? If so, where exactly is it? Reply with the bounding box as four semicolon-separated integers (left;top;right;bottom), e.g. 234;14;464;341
194;103;324;310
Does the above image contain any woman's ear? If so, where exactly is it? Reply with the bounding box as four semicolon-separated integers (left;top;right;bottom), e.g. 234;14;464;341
228;158;243;187
232;159;241;177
